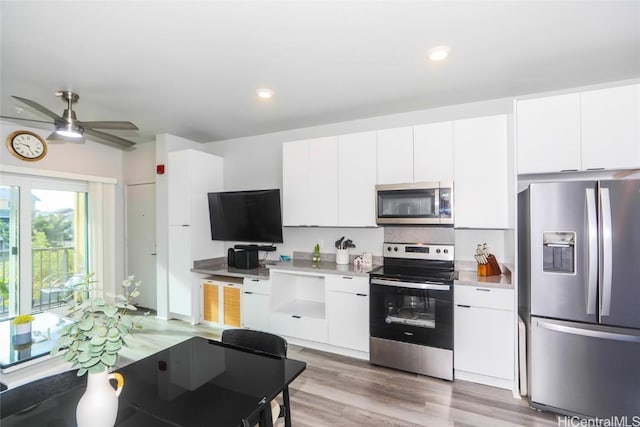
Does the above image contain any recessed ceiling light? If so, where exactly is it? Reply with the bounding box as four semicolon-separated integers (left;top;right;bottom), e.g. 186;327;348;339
256;88;274;99
428;46;450;61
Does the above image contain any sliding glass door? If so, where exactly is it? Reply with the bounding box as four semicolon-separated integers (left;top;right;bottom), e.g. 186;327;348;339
0;174;89;317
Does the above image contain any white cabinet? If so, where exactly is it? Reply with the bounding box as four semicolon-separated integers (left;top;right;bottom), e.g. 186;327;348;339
517;84;640;173
453;115;509;229
413;121;454;182
581;84;640;170
337;131;377;226
377;126;414;184
167;149;223;322
326;275;369;352
242;278;271;331
516;93;581;174
454;285;514;389
282;137;338;226
269;270;327;343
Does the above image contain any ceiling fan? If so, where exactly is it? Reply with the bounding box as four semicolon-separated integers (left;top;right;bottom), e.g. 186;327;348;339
1;91;138;148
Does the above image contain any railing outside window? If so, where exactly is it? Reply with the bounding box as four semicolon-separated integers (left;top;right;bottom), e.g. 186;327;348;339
0;247;76;316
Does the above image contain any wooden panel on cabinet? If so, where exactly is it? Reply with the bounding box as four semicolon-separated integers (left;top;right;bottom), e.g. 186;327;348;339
377;127;414;184
413;121;454;182
516;93;581;174
202;282;220;322
581;84;640;170
223;285;241;327
338;132;377;226
453;115;509;228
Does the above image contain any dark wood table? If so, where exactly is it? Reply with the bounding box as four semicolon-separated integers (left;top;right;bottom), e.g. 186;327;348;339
0;336;306;426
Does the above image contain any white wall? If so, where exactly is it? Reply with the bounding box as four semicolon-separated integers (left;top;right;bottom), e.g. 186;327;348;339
0;121;127;282
204;97;515;259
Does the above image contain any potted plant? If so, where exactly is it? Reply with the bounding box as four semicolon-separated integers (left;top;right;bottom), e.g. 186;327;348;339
51;274;144;427
12;314;35;345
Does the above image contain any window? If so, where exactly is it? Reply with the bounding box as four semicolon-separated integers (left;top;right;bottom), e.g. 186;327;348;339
0;175;89;317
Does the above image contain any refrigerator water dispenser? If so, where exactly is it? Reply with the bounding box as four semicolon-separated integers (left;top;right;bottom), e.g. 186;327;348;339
542;232;575;274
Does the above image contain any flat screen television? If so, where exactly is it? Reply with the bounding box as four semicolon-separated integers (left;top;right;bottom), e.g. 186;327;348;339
207;189;284;243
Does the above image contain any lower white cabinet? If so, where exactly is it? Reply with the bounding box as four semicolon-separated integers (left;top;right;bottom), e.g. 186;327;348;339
326;276;369;352
242;278;271;331
269;270;328;343
454;285;514;389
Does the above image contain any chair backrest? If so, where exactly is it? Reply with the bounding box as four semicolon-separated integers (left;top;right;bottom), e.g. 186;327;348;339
221;329;287;358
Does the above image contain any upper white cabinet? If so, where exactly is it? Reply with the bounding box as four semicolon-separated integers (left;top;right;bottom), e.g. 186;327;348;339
413;121;454;182
338;132;377;226
516;93;581;174
517;84;640;173
581;84;640;170
376;127;414;184
454;115;509;229
282;137;338;226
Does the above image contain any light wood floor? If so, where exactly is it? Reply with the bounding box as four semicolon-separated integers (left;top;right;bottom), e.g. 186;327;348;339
118;315;559;427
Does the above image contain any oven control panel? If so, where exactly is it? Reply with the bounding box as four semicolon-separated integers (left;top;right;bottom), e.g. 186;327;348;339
383;242;454;261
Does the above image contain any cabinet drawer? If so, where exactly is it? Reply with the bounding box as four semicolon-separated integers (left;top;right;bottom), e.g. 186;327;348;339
270;312;328;343
455;285;513;310
325;275;369;295
242;278;271;295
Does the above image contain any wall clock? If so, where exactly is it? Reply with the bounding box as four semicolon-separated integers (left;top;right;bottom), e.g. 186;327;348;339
6;130;48;161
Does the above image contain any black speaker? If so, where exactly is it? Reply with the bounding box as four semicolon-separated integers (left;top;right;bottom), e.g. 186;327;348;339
227;248;258;269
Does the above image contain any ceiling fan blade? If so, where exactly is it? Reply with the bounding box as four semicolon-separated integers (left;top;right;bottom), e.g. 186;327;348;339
84;128;136;148
0;115;53;125
78;121;139;130
12;96;63;121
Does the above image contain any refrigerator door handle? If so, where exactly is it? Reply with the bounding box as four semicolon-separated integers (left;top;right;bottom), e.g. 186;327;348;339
585;188;598;316
536;319;640;343
600;187;613;317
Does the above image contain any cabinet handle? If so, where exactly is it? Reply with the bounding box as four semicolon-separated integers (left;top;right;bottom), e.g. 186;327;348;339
244;291;253;295
292;315;301;319
457;304;471;308
181;224;190;227
560;169;578;172
356;293;367;297
250;279;259;282
475;288;491;292
342;276;353;280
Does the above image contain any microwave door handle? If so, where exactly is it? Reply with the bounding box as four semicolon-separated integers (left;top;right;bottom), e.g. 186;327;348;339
434;188;440;219
600;187;613;318
586;188;598;316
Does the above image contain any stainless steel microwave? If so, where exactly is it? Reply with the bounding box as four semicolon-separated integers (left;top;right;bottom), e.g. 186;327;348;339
375;182;453;225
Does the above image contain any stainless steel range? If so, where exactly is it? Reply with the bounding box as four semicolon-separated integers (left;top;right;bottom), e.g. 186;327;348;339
369;242;454;380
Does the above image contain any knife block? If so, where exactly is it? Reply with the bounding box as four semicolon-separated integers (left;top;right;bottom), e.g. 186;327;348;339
477;254;502;276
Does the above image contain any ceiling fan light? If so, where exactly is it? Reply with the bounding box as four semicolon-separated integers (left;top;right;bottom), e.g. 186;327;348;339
56;123;84;138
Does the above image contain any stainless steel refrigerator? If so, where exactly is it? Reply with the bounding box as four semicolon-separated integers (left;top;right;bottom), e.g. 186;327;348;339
518;179;640;419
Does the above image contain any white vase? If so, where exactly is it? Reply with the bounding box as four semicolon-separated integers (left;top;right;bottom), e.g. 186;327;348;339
76;370;124;427
336;249;349;265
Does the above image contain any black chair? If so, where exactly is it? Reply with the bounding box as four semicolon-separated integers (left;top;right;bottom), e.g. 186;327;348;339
221;329;291;427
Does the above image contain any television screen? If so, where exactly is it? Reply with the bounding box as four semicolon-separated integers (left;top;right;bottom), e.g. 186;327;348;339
207;189;284;243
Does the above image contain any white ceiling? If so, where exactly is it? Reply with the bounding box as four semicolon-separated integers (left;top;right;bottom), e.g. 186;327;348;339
1;1;639;146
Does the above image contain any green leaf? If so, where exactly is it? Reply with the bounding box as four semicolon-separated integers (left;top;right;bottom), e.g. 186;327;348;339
90;336;107;346
77;318;94;331
103;305;118;317
105;341;122;352
77;368;87;376
101;353;117;367
88;363;107;374
78;352;92;363
94;325;108;337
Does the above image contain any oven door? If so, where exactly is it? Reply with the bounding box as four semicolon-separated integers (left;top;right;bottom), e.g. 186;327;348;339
369;278;453;350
